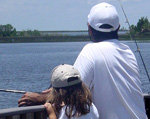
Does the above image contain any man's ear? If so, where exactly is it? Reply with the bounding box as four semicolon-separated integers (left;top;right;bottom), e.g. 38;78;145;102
88;24;96;42
88;23;92;36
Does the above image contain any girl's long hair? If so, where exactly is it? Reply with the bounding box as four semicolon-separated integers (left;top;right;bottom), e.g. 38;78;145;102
46;82;92;118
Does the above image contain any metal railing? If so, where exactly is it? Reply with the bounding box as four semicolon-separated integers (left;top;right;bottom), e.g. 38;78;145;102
0;94;150;119
0;105;47;119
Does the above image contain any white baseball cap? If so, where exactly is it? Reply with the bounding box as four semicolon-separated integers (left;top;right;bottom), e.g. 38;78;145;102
50;64;82;88
88;2;119;32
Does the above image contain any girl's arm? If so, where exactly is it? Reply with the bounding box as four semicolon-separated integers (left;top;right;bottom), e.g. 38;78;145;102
44;103;57;119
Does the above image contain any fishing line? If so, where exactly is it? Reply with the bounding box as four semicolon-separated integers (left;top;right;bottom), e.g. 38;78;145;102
117;0;150;82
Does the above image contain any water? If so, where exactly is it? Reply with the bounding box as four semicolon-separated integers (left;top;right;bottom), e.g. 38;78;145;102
0;41;150;109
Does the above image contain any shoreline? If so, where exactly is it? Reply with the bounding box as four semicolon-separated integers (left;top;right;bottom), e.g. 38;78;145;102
0;35;150;43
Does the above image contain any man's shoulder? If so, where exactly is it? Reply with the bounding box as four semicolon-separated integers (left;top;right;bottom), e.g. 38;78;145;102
83;42;100;48
83;42;109;49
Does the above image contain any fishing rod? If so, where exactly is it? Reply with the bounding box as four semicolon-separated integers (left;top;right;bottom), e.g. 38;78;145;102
0;89;27;94
0;85;51;94
118;0;150;82
0;89;44;94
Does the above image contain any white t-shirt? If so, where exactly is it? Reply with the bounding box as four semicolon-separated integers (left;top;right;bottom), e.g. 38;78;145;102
58;103;99;119
74;39;147;119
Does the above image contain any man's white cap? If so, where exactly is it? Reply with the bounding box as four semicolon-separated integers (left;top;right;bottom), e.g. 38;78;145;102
50;64;82;88
88;2;119;32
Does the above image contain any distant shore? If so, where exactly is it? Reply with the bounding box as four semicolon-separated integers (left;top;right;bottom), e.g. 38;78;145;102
0;34;150;43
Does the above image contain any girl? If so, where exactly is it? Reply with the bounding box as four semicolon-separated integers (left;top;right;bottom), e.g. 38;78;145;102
44;64;99;119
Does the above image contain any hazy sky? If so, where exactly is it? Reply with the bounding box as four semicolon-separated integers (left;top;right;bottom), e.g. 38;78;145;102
0;0;149;31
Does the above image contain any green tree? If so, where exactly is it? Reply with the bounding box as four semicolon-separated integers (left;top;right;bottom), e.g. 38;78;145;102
136;17;150;34
32;30;41;36
0;24;16;37
19;31;25;36
10;28;17;36
0;24;41;37
130;25;137;35
26;29;32;36
130;17;150;35
0;25;3;37
18;29;41;37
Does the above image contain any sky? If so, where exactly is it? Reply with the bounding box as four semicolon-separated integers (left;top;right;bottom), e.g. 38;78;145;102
0;0;150;31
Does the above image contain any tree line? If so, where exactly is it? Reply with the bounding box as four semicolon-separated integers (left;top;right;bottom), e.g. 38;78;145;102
0;24;41;37
0;17;150;37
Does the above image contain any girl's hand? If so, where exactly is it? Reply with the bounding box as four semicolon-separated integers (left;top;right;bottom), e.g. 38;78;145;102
44;103;57;119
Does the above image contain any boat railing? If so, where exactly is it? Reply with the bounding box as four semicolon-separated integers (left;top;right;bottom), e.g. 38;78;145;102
0;94;150;119
0;105;47;119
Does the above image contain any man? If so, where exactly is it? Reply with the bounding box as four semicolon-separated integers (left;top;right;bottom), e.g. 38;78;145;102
73;2;147;119
18;2;147;119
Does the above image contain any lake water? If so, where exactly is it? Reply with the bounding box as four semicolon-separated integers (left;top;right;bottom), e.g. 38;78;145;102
0;41;150;109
